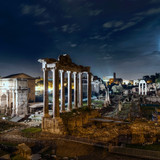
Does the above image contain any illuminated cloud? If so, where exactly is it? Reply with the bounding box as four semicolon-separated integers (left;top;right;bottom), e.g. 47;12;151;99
70;44;77;47
35;20;50;25
89;9;103;16
103;21;124;29
21;4;46;17
61;24;80;33
1;0;160;79
113;21;136;31
136;7;160;16
150;0;160;3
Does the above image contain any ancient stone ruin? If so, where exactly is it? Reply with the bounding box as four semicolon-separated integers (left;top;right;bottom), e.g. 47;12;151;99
18;143;31;160
139;80;147;95
0;78;28;117
38;54;92;134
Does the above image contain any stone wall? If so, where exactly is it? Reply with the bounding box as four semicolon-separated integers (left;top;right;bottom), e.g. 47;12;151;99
63;110;100;134
42;117;65;135
129;121;160;144
65;117;160;144
42;110;100;135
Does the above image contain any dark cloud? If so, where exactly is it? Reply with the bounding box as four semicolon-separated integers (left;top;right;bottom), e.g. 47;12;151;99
0;0;160;79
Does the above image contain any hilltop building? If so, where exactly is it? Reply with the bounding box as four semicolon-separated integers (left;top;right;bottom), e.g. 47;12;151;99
103;76;113;85
108;72;123;85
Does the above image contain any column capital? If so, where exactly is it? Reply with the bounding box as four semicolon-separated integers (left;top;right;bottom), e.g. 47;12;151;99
59;69;64;73
67;70;72;74
42;67;49;71
51;67;58;71
73;72;77;75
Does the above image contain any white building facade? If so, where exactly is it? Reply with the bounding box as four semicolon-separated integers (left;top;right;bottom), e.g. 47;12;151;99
0;78;28;117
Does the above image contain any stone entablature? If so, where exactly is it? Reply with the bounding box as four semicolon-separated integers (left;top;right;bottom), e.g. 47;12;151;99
39;54;90;73
0;78;28;116
38;54;92;134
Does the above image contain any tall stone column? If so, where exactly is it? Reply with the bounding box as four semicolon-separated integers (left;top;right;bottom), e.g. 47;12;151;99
142;83;144;95
78;72;83;107
67;71;72;111
15;79;18;115
139;83;141;95
87;72;91;108
43;68;50;117
107;88;111;104
73;72;78;109
145;83;147;95
60;70;65;112
7;91;9;108
52;67;60;117
5;91;9;115
12;90;15;117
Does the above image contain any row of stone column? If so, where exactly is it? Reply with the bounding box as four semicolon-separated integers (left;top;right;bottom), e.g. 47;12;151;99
43;68;91;118
11;89;18;117
2;89;18;117
139;82;147;95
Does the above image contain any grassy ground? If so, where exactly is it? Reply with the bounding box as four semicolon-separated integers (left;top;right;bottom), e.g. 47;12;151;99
0;142;17;147
0;120;17;132
0;149;8;157
82;100;104;108
117;103;131;119
11;154;27;160
21;127;41;138
140;105;160;120
92;100;104;108
22;127;41;134
126;143;160;151
0;142;18;159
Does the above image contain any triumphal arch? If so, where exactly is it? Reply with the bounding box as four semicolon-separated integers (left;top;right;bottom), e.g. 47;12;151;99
38;54;91;134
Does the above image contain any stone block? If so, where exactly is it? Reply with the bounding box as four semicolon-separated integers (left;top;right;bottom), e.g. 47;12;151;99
18;143;31;160
42;117;65;135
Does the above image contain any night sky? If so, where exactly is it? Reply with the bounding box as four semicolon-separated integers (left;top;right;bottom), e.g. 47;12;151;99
1;0;160;79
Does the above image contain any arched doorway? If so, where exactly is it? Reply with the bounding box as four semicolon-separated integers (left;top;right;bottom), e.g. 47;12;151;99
1;94;7;114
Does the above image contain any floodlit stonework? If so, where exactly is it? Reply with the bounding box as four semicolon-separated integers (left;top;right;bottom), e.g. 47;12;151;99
0;78;28;116
4;73;36;102
139;80;147;95
38;54;92;134
18;143;31;160
104;88;110;107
